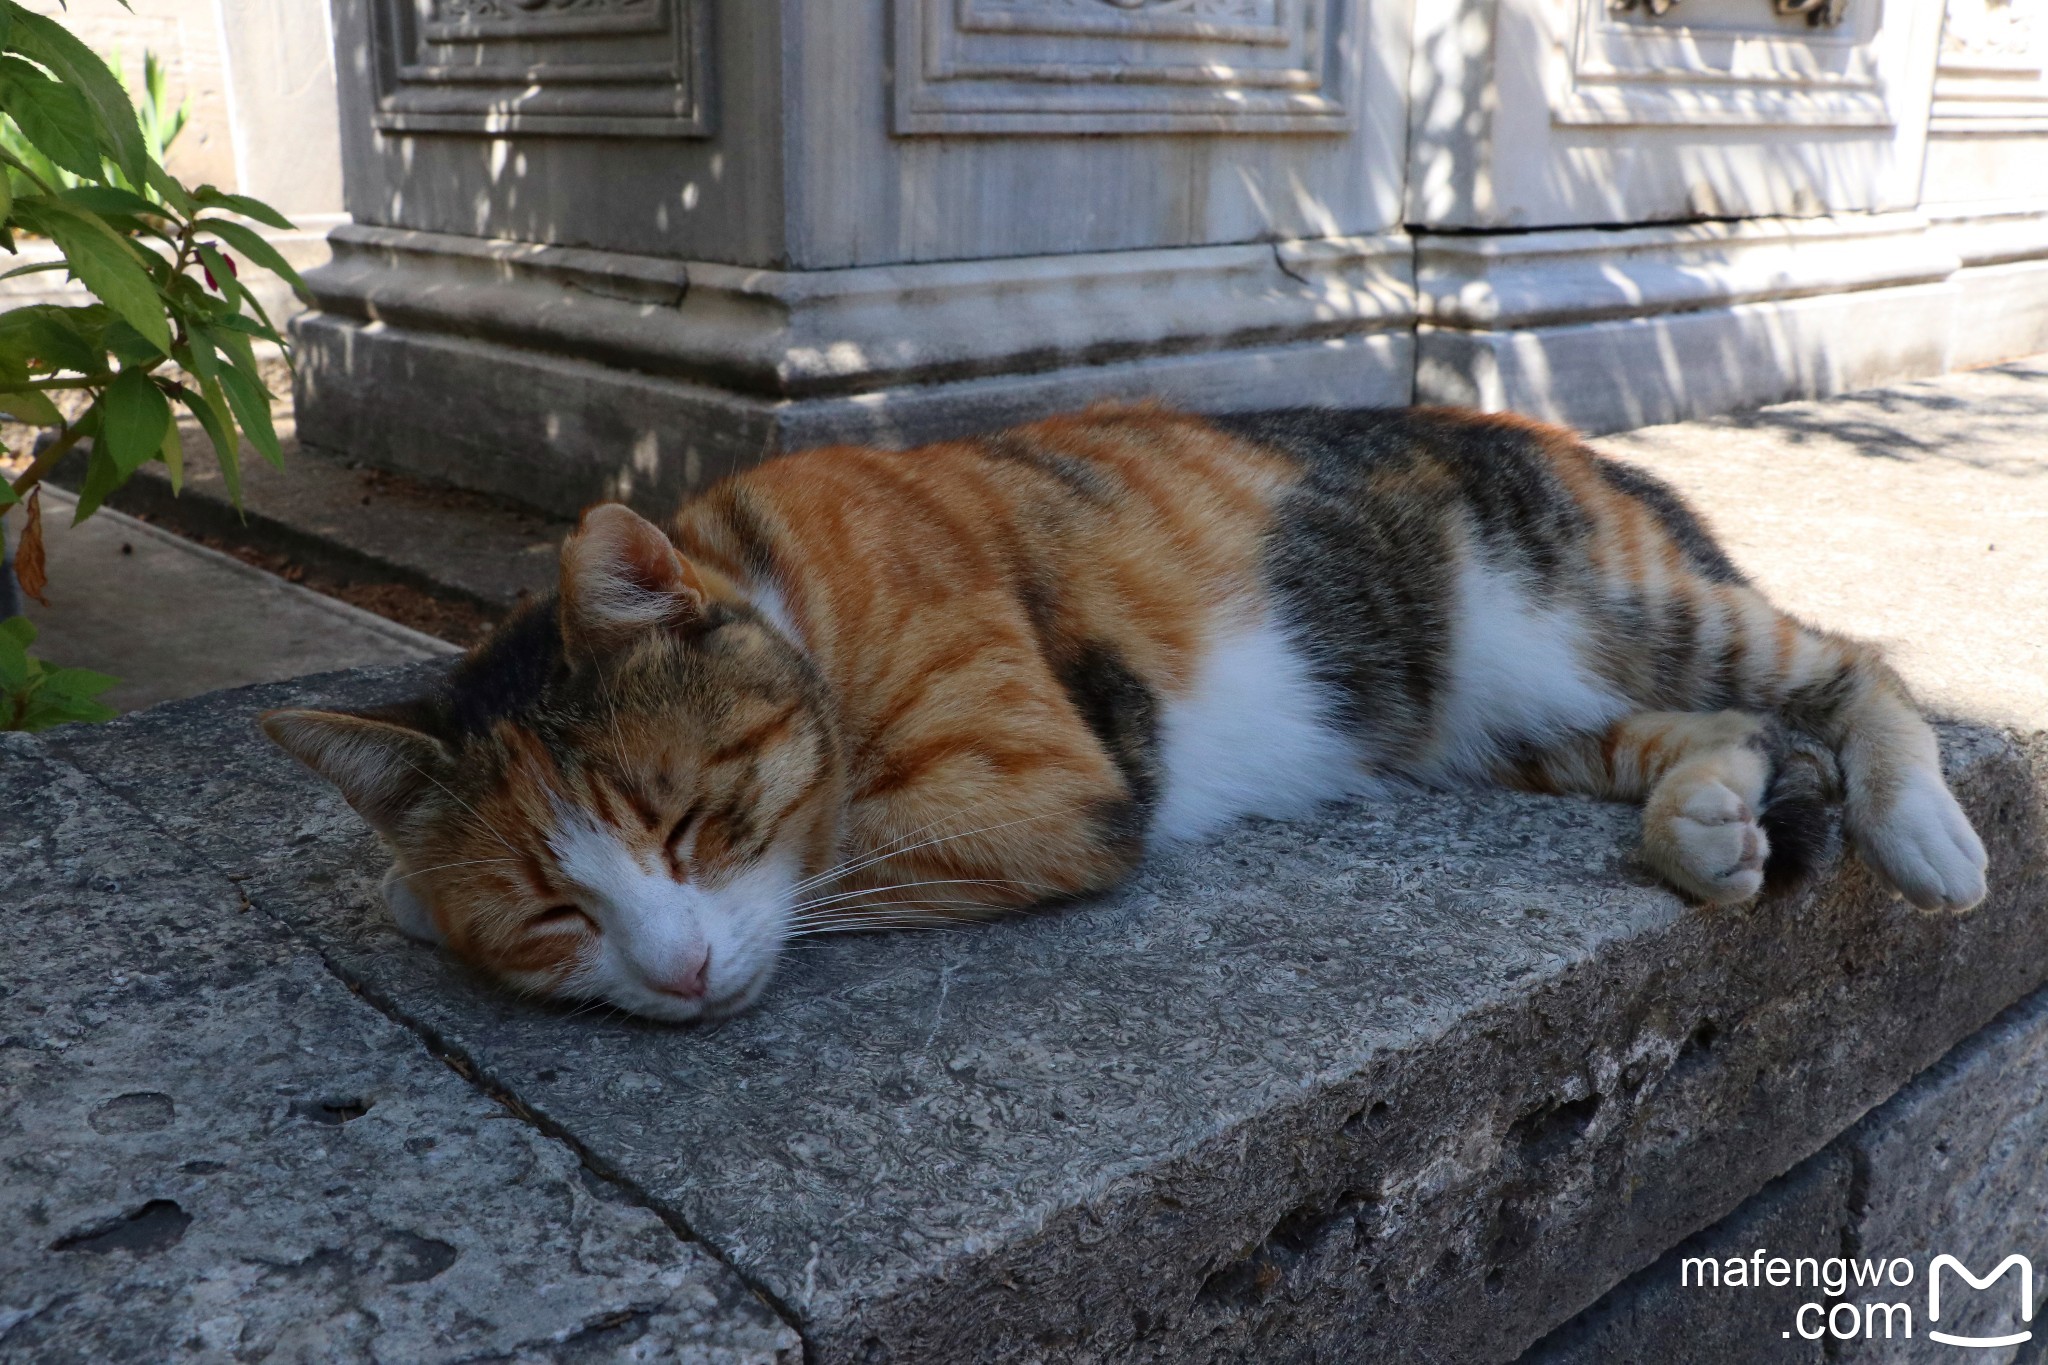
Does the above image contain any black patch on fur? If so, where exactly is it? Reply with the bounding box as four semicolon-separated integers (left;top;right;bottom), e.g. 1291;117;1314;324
1745;722;1841;897
1782;659;1862;737
982;434;1116;505
719;487;780;584
1221;407;1605;756
1055;642;1161;851
1759;750;1840;897
1592;458;1749;586
1651;586;1702;708
424;595;565;739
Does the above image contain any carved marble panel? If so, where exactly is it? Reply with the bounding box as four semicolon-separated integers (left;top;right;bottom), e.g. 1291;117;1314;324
1562;0;1890;128
893;0;1350;134
1932;0;2048;133
371;0;708;137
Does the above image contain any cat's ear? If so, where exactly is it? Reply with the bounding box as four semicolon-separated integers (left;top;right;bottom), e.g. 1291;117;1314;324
559;502;706;654
259;709;450;836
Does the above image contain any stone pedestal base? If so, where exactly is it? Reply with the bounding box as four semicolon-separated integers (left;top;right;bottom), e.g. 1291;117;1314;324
293;226;1415;516
1935;202;2048;370
1412;213;1966;435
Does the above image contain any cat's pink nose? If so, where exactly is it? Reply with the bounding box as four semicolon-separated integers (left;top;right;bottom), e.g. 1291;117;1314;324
648;949;710;1000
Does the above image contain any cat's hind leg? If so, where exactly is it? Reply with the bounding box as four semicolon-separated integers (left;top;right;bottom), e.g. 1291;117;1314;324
1497;711;1837;905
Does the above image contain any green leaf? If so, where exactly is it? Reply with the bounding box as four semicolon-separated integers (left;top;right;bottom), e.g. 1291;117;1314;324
170;379;239;504
40;664;117;700
207;308;282;347
72;440;119;520
16;666;119;729
0;259;66;282
196;217;309;302
193;239;242;308
0;56;102;179
101;316;162;365
203;317;259;378
0;303;101;373
0;386;60;424
7;8;149;187
0;160;12;219
192;186;294;231
61;184;158;218
100;365;169;475
142;159;192;216
157;404;181;491
14;198;172;353
215;360;278;470
0;620;31;695
0;478;17;510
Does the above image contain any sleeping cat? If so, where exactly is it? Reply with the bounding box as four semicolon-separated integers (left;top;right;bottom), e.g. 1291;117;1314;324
262;405;1988;1022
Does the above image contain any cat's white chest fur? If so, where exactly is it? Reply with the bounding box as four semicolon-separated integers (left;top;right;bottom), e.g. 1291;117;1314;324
1419;557;1625;781
1151;560;1626;842
1151;612;1363;844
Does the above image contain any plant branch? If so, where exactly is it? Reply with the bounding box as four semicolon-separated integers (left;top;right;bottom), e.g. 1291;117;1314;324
8;419;90;499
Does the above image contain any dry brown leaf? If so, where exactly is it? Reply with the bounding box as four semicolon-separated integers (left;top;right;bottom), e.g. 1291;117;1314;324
15;486;48;607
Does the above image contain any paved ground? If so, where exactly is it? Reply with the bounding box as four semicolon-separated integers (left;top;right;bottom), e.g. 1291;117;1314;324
1596;356;2048;735
20;487;455;713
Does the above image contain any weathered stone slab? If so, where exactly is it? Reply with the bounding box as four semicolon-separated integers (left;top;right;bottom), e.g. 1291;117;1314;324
1509;984;2048;1364
1518;1149;1853;1365
0;733;798;1364
1836;985;2048;1364
43;665;2048;1364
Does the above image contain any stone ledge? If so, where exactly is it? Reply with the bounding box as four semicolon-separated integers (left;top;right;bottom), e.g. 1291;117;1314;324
0;732;798;1365
32;664;2048;1364
1517;980;2048;1363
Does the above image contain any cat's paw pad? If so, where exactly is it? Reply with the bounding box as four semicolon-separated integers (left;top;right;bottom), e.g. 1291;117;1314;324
1652;780;1768;905
1853;769;1988;912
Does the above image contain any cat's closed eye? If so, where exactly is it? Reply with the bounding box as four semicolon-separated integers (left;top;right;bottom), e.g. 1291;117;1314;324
531;904;598;934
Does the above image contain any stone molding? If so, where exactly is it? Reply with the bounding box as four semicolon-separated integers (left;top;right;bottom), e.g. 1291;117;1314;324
1416;212;1960;331
891;0;1351;134
305;223;1416;397
1930;199;2048;267
1562;0;1889;130
368;0;710;137
1931;0;2048;134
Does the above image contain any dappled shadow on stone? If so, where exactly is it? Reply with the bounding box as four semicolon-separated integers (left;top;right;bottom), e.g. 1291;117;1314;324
1672;359;2048;474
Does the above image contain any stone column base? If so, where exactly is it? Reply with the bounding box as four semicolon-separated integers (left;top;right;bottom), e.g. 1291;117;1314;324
292;226;1415;517
1412;213;1968;435
1933;200;2048;370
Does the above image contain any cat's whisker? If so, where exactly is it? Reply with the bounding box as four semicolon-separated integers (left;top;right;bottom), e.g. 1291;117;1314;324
784;814;969;897
783;874;1056;916
783;917;972;941
393;857;519;881
400;757;525;862
788;811;1068;898
782;798;1033;894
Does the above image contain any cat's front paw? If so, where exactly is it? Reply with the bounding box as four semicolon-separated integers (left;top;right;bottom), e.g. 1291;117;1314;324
1647;778;1767;905
1852;767;1988;912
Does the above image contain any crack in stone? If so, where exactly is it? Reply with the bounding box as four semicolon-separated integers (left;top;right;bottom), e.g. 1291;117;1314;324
48;755;816;1356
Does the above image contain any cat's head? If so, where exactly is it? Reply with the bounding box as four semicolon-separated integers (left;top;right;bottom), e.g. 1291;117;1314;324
260;503;844;1022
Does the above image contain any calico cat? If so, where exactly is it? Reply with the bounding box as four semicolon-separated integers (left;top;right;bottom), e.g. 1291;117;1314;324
262;405;1988;1022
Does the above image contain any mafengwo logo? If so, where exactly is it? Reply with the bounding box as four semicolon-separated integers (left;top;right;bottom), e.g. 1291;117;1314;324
1681;1249;2034;1346
1928;1256;2033;1349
